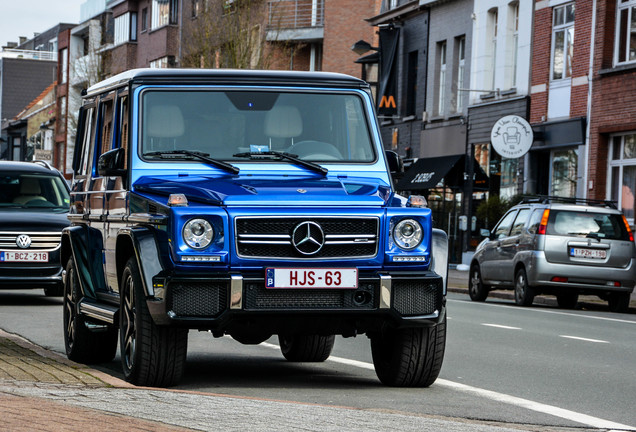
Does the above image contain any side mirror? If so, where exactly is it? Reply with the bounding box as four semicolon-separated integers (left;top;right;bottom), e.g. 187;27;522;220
385;150;404;175
480;228;491;238
98;147;126;177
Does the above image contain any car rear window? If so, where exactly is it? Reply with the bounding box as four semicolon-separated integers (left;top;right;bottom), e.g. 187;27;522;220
546;210;631;240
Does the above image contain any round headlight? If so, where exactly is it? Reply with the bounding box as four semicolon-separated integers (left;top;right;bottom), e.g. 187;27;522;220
182;218;214;249
393;219;423;250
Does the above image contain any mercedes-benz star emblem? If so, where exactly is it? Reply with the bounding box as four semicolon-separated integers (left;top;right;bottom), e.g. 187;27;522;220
292;221;325;255
16;234;32;249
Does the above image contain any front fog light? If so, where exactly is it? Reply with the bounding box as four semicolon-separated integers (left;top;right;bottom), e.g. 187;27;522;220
183;218;214;249
393;219;423;250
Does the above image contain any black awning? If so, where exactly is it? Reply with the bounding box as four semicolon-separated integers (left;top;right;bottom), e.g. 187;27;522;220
396;154;489;191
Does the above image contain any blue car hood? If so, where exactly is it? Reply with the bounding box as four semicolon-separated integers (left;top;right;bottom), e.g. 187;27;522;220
133;175;392;207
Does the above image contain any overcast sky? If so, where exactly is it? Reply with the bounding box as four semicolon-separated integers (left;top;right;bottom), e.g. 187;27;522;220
0;0;86;47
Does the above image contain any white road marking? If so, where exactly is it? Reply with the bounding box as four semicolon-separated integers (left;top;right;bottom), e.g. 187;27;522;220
559;335;610;344
259;341;635;430
448;298;636;325
481;323;522;330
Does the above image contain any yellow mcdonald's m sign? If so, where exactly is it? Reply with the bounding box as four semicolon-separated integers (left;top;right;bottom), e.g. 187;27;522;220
379;95;397;109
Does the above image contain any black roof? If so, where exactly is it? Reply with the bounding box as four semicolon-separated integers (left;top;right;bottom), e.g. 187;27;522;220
86;68;369;96
0;160;59;174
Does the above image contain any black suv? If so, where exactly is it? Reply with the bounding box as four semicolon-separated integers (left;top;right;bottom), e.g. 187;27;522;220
0;161;70;295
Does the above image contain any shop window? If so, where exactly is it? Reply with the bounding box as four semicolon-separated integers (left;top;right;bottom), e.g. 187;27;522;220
615;0;636;65
551;3;575;80
610;133;636;223
500;158;519;200
551;148;578;197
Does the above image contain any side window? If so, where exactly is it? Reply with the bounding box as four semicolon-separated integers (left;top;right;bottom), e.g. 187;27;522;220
96;98;115;173
510;208;531;236
117;95;129;168
79;106;97;177
527;208;544;234
494;210;518;239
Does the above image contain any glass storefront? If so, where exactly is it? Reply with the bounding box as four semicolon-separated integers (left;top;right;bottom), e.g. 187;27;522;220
610;133;636;224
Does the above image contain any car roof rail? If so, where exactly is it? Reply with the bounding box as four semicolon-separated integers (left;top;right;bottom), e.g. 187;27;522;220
520;195;617;209
32;160;54;170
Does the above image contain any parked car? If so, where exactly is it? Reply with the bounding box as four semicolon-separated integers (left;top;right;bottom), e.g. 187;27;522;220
469;196;635;312
0;160;70;295
61;68;449;388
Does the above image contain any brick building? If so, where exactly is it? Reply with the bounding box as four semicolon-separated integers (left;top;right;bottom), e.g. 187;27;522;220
587;0;636;226
529;0;591;199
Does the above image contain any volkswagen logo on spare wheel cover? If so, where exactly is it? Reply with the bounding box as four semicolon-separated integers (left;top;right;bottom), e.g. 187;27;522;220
16;234;32;249
292;221;325;255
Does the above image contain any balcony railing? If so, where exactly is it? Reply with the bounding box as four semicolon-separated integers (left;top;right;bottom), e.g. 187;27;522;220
0;49;57;61
267;0;324;29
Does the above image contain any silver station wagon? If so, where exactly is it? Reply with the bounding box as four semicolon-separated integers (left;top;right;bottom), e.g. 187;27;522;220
469;197;635;312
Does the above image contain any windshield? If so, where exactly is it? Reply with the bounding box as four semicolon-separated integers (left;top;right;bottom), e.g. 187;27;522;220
140;90;376;163
0;172;70;211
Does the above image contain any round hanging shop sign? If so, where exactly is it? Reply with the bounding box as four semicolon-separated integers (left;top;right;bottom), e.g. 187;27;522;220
490;115;534;159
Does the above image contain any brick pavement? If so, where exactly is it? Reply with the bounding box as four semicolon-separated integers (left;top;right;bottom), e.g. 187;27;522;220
0;330;195;432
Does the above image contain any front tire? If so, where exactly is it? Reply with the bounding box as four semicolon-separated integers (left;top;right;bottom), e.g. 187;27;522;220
514;268;535;306
119;257;188;387
370;316;446;387
63;257;117;364
278;334;335;362
469;264;489;302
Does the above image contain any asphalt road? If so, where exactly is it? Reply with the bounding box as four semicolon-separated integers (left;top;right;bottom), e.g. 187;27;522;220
0;289;634;431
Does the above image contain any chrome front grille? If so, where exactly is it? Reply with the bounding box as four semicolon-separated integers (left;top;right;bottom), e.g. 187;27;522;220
0;232;62;250
235;217;379;259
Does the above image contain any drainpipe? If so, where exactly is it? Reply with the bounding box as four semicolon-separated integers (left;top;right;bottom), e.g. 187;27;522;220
583;0;597;199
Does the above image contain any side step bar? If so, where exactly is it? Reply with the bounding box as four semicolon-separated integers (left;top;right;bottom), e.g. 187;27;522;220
78;299;119;325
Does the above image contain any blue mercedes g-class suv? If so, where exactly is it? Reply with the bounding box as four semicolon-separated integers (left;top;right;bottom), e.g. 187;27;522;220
61;69;448;387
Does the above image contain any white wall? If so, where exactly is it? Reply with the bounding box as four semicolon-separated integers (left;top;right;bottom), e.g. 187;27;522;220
469;0;533;105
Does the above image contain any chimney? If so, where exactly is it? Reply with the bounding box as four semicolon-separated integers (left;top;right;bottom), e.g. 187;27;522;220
19;37;27;45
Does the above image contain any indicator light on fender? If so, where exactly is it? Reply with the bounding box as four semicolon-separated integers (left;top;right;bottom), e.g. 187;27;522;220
168;193;188;206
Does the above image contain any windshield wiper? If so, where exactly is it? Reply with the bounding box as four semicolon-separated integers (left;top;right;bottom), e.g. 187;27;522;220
144;150;239;174
232;151;328;175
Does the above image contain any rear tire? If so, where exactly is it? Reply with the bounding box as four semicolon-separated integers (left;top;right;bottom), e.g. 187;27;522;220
63;257;117;364
514;268;535;306
370;316;446;387
608;292;630;313
469;264;489;302
279;334;335;362
119;257;188;387
556;292;578;309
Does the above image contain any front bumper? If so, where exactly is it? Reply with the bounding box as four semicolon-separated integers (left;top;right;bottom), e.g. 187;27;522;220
147;270;445;334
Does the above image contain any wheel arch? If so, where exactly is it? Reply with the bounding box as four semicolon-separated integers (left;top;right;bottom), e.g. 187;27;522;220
116;227;166;298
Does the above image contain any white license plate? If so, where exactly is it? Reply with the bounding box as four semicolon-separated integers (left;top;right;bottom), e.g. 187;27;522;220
569;248;606;259
0;251;49;262
266;268;358;289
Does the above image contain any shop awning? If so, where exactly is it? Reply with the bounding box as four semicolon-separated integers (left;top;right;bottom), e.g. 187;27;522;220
396;154;488;191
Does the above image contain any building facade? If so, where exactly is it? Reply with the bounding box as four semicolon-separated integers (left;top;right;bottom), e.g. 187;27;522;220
587;0;636;227
529;0;591;200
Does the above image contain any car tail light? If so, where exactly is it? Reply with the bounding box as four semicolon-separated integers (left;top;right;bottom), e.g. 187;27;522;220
551;276;568;283
537;209;550;235
621;215;634;242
